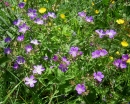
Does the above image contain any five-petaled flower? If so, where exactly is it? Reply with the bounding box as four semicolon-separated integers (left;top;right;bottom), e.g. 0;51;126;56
24;75;37;87
25;44;33;53
4;47;11;54
93;71;104;82
27;8;37;19
18;2;25;8
16;56;25;65
17;34;24;42
75;84;86;94
19;23;29;34
33;65;45;75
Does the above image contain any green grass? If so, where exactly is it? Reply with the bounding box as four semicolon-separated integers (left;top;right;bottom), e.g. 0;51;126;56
0;0;130;103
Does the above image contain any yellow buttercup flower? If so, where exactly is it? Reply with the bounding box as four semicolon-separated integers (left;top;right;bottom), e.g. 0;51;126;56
112;1;115;4
121;40;129;47
12;7;14;11
92;2;94;6
116;19;124;24
39;7;46;14
95;10;99;14
24;0;27;2
109;56;113;60
110;0;115;4
60;14;65;19
127;59;130;64
116;51;120;55
48;22;51;26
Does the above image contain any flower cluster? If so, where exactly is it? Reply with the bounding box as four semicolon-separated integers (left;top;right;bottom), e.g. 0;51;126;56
24;64;45;87
92;49;108;58
78;11;93;23
95;29;117;38
113;54;129;69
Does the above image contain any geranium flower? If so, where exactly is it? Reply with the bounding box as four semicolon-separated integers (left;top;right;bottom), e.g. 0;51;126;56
18;2;25;8
33;65;45;75
75;84;86;94
24;75;37;87
93;71;104;82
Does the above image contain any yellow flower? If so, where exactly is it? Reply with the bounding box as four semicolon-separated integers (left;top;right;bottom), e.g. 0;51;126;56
116;19;124;24
116;51;120;55
121;40;129;47
127;59;130;64
39;7;46;14
110;0;115;4
109;56;113;60
24;0;27;2
95;10;99;14
92;2;94;6
60;14;65;19
112;1;115;4
12;7;14;11
48;22;51;26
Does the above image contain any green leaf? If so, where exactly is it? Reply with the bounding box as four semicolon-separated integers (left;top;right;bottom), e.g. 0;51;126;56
6;31;14;39
0;16;9;27
102;0;109;5
0;56;10;64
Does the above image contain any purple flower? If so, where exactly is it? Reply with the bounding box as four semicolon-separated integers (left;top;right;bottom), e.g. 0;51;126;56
34;18;44;25
62;57;70;65
17;34;24;42
33;65;45;75
93;71;104;82
113;59;127;69
113;59;121;68
13;19;21;26
58;63;68;72
92;50;100;58
92;49;108;58
18;23;29;34
42;14;48;20
24;75;37;87
122;54;129;61
4;47;11;54
100;49;108;56
85;16;93;22
52;55;58;61
13;62;19;70
4;37;11;43
27;9;37;19
75;84;86;94
69;47;79;57
58;57;70;72
48;12;56;18
18;2;25;8
43;56;48;60
50;65;55;69
25;44;33;53
120;61;127;69
105;29;117;38
95;29;106;38
16;56;25;64
30;39;39;45
78;11;86;18
4;2;10;7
